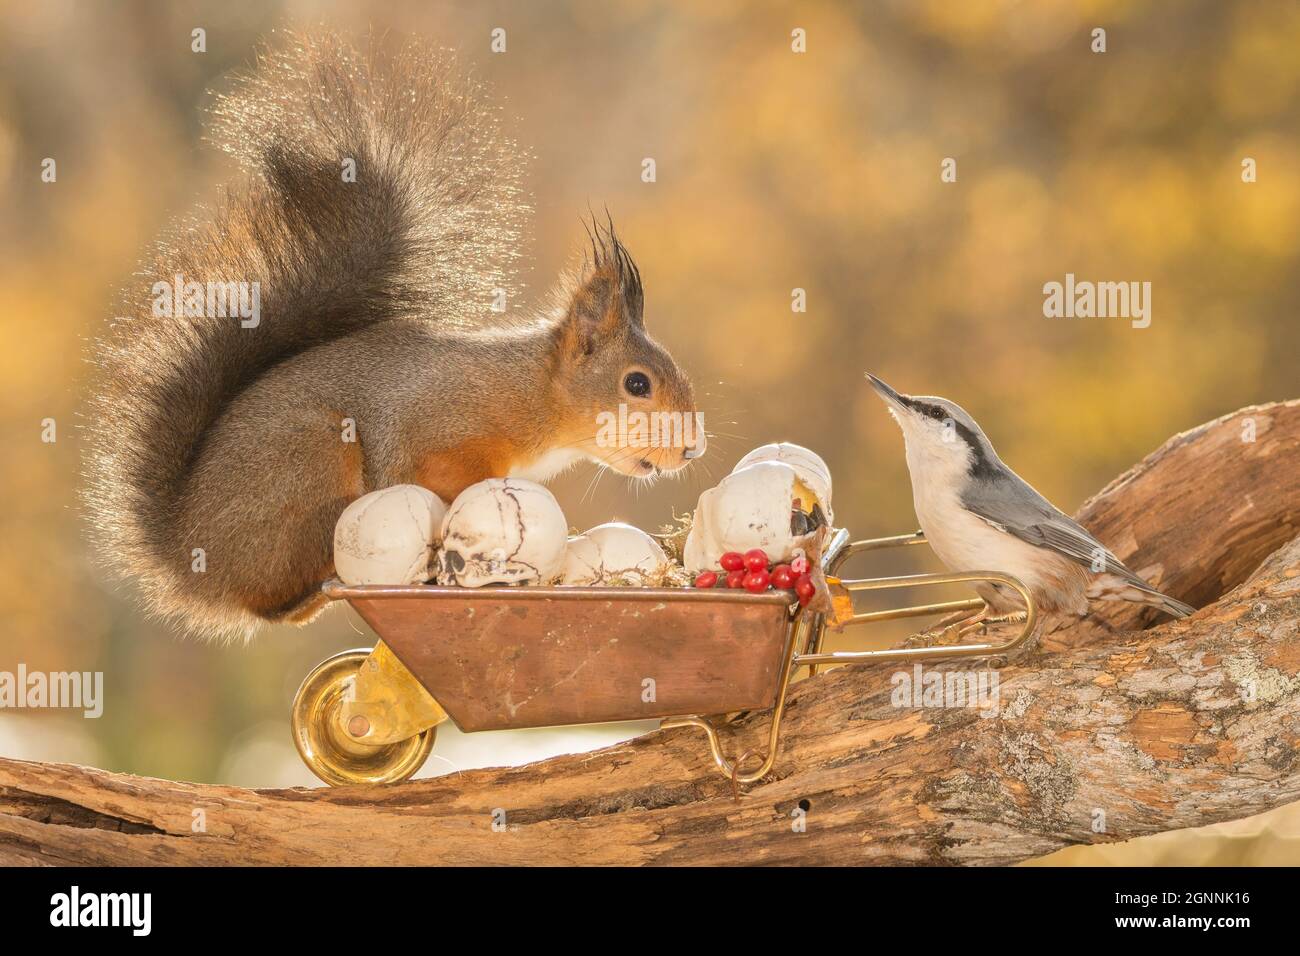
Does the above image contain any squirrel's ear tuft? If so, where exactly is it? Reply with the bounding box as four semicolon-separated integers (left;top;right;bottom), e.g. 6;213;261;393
584;213;644;324
556;215;645;356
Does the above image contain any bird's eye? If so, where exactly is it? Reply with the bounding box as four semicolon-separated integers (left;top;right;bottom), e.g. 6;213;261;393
928;406;946;420
623;371;651;398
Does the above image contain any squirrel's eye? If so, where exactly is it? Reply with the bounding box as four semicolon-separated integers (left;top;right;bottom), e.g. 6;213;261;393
623;371;651;398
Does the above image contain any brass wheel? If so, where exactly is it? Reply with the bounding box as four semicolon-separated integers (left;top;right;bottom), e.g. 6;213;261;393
292;649;436;786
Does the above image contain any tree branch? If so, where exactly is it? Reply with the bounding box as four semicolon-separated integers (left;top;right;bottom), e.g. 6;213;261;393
2;401;1298;865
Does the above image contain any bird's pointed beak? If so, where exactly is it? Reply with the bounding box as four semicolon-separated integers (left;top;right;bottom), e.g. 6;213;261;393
866;373;907;409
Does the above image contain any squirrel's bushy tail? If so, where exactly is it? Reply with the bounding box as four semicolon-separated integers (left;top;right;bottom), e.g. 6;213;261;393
84;32;529;635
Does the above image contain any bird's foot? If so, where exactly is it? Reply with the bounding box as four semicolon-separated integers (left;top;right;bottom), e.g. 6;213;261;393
907;614;986;648
983;611;1028;627
908;610;1028;648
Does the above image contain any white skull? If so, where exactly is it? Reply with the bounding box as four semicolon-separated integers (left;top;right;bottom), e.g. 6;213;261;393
437;478;567;587
684;461;825;572
560;522;669;586
733;442;833;524
334;485;447;586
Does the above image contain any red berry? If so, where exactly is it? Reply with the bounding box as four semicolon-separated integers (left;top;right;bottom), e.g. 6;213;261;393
743;569;771;593
790;554;811;575
743;548;770;573
719;552;745;572
794;573;816;604
726;569;747;588
770;564;795;589
694;571;718;589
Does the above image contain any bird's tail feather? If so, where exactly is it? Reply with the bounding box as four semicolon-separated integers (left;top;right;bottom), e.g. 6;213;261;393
1131;587;1195;619
1089;579;1195;618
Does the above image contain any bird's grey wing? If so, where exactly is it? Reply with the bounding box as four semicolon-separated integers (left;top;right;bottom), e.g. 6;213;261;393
959;472;1152;588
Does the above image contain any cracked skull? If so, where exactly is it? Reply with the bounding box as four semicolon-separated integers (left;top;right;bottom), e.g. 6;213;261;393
561;522;670;586
733;441;833;526
334;484;448;586
684;459;831;572
436;478;568;587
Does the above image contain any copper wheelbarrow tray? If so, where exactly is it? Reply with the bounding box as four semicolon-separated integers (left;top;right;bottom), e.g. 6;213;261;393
321;581;796;733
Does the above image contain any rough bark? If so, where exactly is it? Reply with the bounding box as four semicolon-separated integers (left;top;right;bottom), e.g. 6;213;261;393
1;400;1297;866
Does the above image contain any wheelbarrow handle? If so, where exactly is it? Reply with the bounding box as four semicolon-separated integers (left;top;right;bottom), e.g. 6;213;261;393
799;531;1039;671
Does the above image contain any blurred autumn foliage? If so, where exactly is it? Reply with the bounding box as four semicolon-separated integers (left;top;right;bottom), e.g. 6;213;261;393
1;0;1298;863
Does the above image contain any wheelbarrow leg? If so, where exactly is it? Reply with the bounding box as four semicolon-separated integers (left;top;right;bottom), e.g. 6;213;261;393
341;641;448;746
660;712;785;799
662;620;800;794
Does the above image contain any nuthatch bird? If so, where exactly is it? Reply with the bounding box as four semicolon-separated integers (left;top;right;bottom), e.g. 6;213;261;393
867;374;1194;622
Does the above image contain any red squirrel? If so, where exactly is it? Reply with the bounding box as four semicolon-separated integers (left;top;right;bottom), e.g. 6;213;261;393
84;33;703;638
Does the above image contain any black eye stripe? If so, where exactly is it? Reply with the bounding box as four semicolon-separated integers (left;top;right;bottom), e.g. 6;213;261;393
902;398;949;420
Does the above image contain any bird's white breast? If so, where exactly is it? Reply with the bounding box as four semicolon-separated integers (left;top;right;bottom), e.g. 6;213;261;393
910;473;1017;573
904;439;1083;612
904;433;991;570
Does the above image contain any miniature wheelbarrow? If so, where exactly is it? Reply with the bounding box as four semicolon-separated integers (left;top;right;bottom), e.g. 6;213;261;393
291;528;1038;787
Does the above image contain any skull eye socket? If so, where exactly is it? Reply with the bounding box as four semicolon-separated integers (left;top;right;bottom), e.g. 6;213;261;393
623;371;651;398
